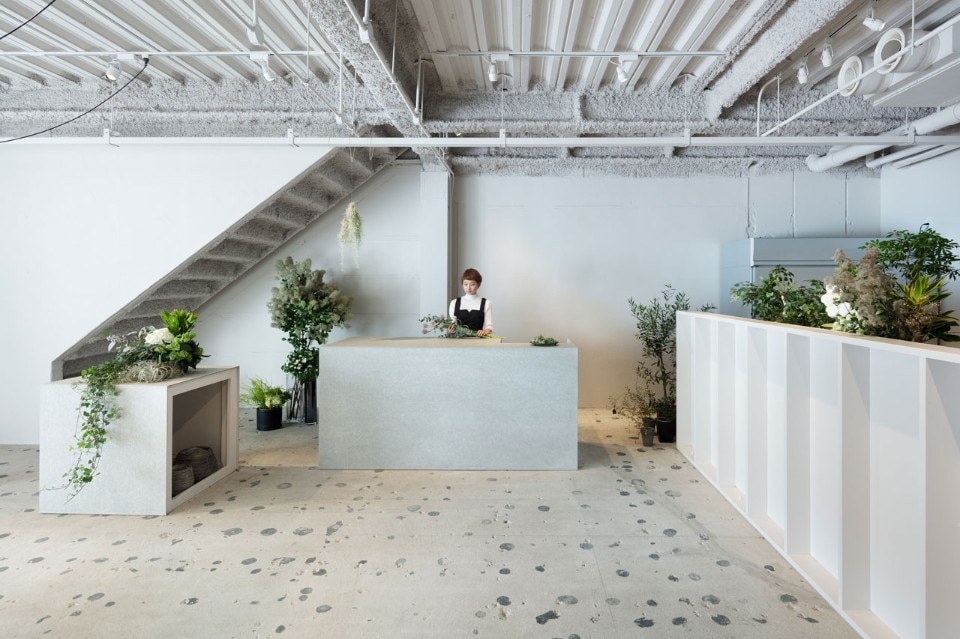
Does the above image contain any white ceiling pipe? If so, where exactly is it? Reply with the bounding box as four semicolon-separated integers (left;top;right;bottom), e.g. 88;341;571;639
806;102;960;171
890;145;960;168
865;144;938;168
5;134;959;148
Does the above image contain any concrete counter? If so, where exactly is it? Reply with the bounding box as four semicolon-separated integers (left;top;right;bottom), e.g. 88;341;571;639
316;337;578;470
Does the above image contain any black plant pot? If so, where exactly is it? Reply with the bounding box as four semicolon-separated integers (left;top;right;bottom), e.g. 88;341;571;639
303;379;318;425
256;407;283;432
641;429;656;447
655;417;676;443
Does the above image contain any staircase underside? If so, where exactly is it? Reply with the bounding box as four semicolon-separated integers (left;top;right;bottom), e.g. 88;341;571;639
56;141;407;379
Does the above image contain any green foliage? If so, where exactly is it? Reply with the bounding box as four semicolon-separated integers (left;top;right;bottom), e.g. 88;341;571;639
609;388;655;434
730;265;830;327
59;308;205;497
530;335;558;346
240;378;292;410
864;223;960;285
624;285;713;422
827;224;960;343
268;257;352;382
420;314;479;338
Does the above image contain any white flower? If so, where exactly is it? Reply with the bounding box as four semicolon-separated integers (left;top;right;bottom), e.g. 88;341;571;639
836;302;851;317
145;327;175;345
825;304;839;318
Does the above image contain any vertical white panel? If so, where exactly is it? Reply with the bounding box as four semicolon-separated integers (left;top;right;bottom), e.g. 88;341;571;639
869;350;923;639
676;313;694;453
784;333;811;556
747;171;794;237
923;360;960;639
746;326;768;517
839;343;870;610
694;316;716;479
766;330;788;530
844;176;881;238
809;338;843;581
794;172;847;237
717;321;737;488
735;323;750;492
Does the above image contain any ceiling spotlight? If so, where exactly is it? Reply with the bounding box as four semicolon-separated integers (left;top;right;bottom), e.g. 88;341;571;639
863;2;886;31
797;57;809;84
615;60;629;84
104;58;122;82
250;52;277;82
487;60;498;82
820;40;834;67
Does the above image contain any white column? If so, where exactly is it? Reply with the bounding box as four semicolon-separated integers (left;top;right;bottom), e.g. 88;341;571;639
418;170;452;317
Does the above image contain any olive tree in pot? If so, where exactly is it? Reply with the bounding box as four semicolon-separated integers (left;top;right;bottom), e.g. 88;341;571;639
628;285;713;443
610;387;656;447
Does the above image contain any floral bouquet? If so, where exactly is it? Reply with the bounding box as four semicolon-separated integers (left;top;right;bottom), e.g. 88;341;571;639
420;314;479;338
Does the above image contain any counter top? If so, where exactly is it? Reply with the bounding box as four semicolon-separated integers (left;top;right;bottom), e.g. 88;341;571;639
327;337;573;348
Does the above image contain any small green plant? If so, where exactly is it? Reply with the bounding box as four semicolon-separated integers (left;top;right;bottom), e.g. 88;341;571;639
240;378;292;410
609;388;655;436
730;265;830;327
530;334;558;346
864;223;960;285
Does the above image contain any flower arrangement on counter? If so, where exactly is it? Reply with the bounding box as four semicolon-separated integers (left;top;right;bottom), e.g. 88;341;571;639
58;309;206;497
419;314;482;338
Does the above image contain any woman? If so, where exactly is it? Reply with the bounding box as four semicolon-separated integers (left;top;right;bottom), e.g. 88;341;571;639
448;268;493;336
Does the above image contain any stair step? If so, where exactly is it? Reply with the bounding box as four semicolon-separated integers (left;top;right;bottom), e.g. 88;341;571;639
256;206;313;229
278;191;334;213
127;297;208;319
206;238;272;262
232;218;297;245
179;259;244;280
152;278;223;298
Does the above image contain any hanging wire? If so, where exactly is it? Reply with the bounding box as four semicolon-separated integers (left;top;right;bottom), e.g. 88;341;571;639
0;0;57;41
0;57;150;144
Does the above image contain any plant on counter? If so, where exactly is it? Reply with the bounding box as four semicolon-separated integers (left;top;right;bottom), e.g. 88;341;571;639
240;378;292;410
419;314;483;338
268;257;352;420
530;334;558;346
825;224;960;343
58;309;206;497
730;265;830;328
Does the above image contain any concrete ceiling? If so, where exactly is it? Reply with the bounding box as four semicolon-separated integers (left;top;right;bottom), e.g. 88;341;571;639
2;0;959;176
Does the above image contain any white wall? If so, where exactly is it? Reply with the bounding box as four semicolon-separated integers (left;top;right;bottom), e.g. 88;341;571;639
197;163;428;388
880;150;960;312
0;143;333;444
1;144;880;443
453;173;880;407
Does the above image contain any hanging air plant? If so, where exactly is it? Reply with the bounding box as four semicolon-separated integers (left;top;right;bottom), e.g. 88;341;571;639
338;201;362;269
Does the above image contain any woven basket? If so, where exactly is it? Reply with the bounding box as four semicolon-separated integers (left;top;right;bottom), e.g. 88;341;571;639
171;463;195;496
174;446;219;482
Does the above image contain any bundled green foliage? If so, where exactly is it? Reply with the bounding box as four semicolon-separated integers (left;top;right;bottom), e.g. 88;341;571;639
730;265;830;328
60;309;205;497
240;378;292;410
268;257;352;382
825;225;960;343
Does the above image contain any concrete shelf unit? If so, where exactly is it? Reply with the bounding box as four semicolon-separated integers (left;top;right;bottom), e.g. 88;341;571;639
40;366;239;516
676;312;960;639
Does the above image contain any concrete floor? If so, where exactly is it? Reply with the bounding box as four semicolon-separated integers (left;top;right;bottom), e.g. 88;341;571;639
0;409;857;638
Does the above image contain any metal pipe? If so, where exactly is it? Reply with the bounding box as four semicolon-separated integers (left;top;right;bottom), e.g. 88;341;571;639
890;145;959;168
865;144;937;168
0;50;337;58
5;134;959;148
430;50;725;58
807;102;960;171
756;76;780;137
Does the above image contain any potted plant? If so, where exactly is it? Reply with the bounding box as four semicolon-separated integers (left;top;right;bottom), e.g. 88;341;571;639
240;378;292;431
824;224;960;343
267;257;352;423
627;285;713;443
610;387;656;446
730;265;830;327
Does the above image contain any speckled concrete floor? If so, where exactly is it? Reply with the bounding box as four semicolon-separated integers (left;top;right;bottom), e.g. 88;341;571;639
0;409;856;638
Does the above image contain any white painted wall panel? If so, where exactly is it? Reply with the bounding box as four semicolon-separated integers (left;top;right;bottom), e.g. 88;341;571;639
794;172;847;237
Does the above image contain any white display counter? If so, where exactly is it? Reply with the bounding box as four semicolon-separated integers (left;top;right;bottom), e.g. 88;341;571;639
316;337;578;470
40;366;239;515
676;312;959;639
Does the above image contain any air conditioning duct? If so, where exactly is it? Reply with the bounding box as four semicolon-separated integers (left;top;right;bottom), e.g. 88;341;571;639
838;55;890;96
874;28;939;74
870;22;960;107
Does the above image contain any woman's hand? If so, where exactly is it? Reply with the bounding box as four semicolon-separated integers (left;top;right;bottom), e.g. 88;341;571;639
477;328;491;337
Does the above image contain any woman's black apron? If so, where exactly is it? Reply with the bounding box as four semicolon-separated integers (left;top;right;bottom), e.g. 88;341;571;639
454;297;486;331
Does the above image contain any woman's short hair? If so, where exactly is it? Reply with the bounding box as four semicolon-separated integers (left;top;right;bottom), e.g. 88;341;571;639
461;268;482;286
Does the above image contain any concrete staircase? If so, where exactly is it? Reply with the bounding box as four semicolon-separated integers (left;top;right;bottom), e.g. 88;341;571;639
55;143;405;379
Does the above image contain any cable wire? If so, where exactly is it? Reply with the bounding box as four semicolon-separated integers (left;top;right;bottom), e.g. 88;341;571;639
0;57;150;144
0;0;57;41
